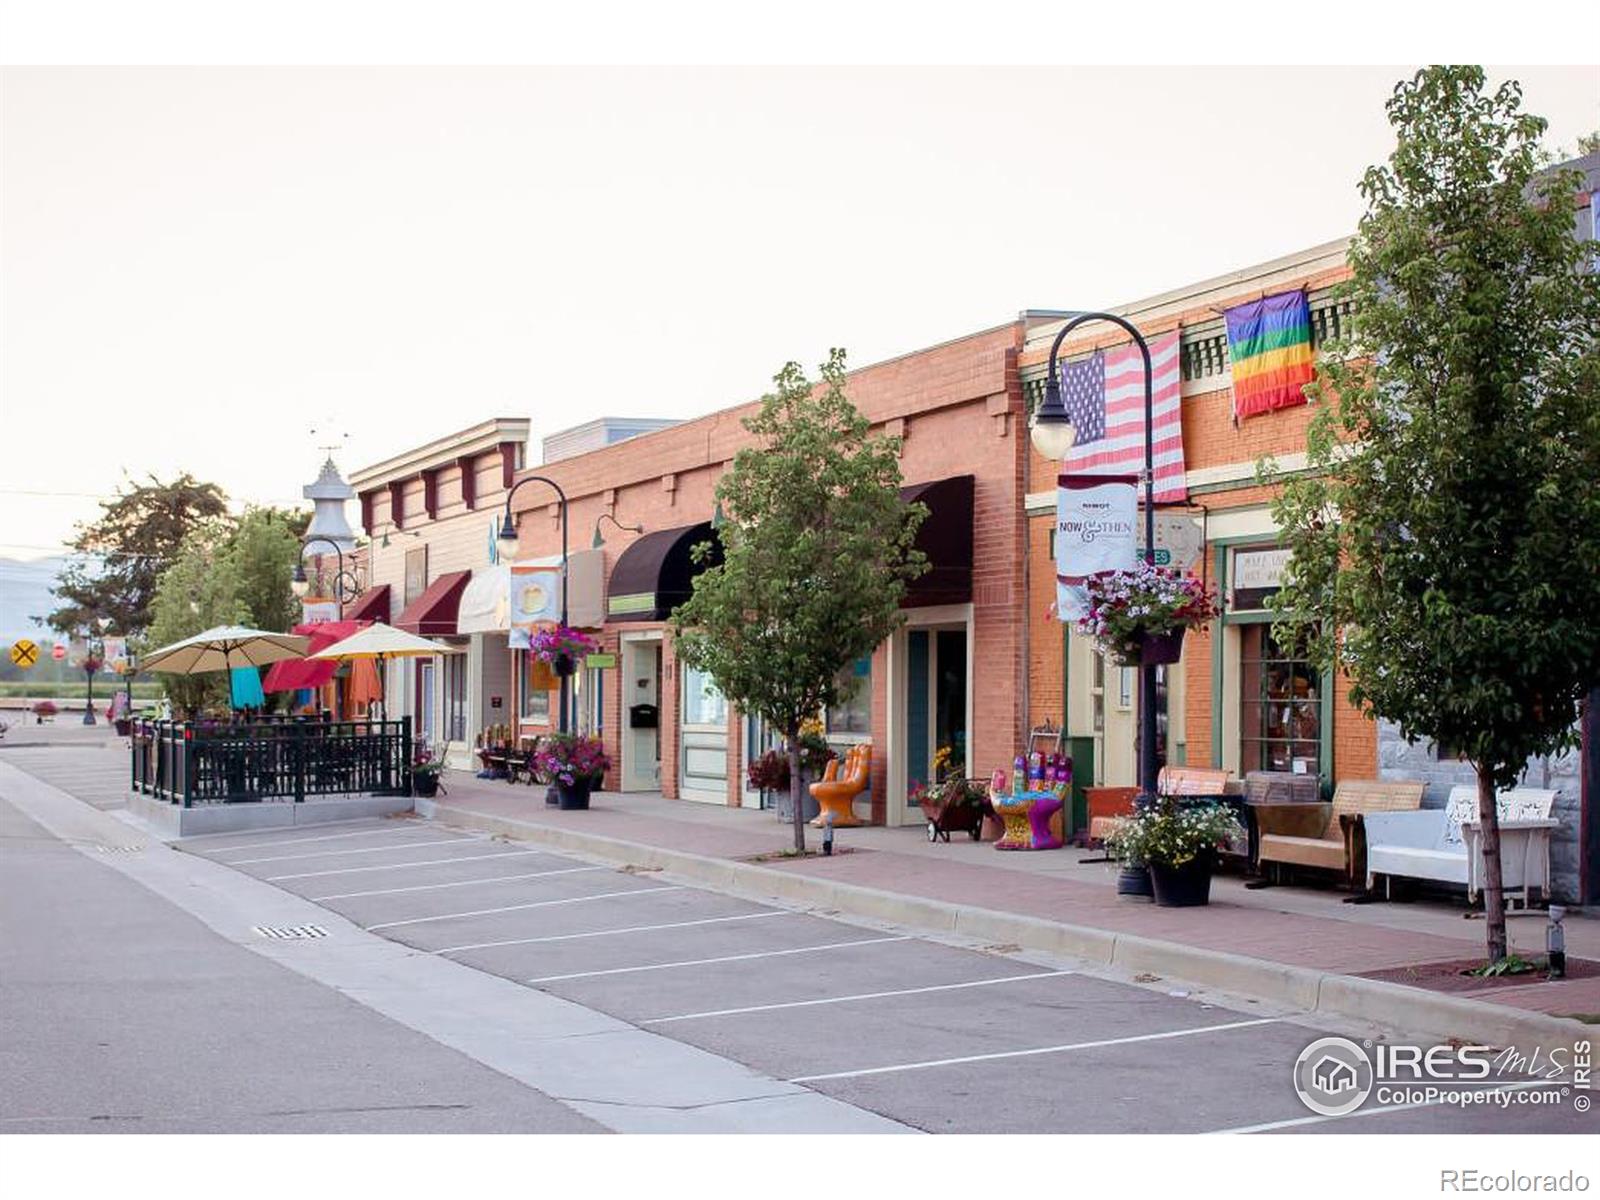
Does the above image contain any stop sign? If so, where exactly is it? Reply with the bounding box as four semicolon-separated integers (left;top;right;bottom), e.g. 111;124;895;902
51;643;65;660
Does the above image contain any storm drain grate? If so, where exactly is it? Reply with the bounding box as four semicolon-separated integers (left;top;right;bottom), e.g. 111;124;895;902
95;845;146;854
252;924;329;940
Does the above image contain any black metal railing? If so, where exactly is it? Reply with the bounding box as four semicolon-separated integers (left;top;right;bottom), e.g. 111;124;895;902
131;719;412;807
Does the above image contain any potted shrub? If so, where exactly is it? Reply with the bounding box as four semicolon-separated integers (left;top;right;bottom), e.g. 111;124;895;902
33;699;58;724
528;625;599;678
1077;561;1217;666
1104;798;1243;907
534;733;610;809
747;748;793;812
411;745;445;798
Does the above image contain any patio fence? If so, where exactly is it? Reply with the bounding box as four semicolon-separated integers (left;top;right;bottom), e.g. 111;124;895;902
131;719;412;806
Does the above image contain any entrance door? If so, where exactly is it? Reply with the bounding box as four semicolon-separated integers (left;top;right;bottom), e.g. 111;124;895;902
679;662;729;803
416;660;437;748
620;637;661;792
901;625;969;824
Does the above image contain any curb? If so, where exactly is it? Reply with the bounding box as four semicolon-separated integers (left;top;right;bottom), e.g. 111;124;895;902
417;798;1592;1057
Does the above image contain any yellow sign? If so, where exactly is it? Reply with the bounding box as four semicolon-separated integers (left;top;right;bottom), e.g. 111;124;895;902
10;639;39;669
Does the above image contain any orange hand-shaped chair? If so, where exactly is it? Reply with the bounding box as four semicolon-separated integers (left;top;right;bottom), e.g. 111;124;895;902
810;743;871;827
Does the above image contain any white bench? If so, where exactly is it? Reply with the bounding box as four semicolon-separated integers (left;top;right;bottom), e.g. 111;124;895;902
1363;786;1557;908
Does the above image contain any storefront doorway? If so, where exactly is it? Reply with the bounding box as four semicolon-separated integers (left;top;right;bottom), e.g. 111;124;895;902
679;661;729;803
887;605;973;825
620;635;662;792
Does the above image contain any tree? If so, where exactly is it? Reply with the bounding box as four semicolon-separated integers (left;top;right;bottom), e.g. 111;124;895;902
143;527;245;715
221;507;306;634
1266;67;1600;962
47;474;229;637
672;350;927;851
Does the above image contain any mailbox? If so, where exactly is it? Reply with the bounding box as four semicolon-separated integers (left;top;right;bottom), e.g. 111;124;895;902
629;703;659;729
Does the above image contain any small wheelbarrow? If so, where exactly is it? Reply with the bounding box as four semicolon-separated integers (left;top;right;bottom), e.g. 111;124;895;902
918;780;990;843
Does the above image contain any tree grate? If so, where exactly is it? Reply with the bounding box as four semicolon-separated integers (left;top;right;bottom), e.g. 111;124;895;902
252;924;329;940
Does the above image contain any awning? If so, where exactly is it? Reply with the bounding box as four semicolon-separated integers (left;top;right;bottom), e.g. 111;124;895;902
395;570;472;636
344;584;391;624
901;474;974;607
458;556;565;635
606;522;723;623
262;620;371;692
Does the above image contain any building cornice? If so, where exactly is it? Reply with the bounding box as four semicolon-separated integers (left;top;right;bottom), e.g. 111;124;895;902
351;417;530;490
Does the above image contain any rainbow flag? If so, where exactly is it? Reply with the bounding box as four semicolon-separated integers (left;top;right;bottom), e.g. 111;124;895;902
1224;290;1315;421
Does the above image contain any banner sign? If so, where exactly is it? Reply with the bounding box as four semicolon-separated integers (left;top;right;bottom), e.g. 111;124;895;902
102;636;128;674
510;562;562;628
300;598;339;625
1055;474;1138;622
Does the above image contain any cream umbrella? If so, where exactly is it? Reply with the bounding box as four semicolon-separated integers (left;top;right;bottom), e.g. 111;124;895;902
310;622;460;722
139;625;312;674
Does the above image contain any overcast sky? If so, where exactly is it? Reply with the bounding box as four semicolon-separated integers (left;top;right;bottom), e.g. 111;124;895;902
2;65;1596;559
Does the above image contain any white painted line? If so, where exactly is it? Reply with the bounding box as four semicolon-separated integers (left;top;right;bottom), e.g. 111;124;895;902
267;848;556;881
310;865;607;901
225;837;479;866
646;970;1074;1025
787;1018;1284;1083
365;886;682;931
1213;1079;1566;1134
436;910;792;955
174;817;399;843
526;936;915;984
200;826;430;854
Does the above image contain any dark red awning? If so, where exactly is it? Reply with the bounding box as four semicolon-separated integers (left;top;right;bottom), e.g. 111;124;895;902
344;584;391;624
395;570;471;636
261;620;371;692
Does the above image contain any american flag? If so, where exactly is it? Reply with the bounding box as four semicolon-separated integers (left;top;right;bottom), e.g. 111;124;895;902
1059;330;1187;503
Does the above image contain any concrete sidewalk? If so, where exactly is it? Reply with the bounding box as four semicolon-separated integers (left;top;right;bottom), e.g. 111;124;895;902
423;772;1600;1048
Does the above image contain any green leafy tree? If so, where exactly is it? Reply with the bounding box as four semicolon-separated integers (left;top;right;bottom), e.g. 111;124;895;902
47;474;229;637
672;350;927;851
143;528;245;715
221;507;306;634
1266;67;1600;961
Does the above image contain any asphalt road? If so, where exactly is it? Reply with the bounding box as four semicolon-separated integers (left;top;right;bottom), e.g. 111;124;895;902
0;794;603;1133
177;815;1599;1135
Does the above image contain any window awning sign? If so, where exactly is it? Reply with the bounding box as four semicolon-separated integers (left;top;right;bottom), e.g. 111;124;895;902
1056;473;1138;622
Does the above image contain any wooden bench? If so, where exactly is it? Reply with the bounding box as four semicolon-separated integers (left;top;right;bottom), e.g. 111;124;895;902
1158;766;1232;797
1256;779;1424;887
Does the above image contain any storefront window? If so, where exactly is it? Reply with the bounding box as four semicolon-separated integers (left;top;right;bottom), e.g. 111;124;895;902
520;652;551;725
443;648;467;742
825;659;871;736
681;664;727;727
1239;626;1320;775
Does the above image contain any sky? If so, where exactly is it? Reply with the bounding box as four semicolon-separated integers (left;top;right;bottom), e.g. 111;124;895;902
2;65;1596;561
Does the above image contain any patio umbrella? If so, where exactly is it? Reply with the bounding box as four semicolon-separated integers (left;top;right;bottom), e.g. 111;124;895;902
139;625;311;674
229;667;265;710
310;622;459;721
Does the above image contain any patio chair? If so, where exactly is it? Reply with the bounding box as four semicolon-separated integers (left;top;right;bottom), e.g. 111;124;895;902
810;743;871;827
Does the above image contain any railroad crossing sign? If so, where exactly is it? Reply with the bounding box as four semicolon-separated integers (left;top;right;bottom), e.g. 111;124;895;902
10;639;39;669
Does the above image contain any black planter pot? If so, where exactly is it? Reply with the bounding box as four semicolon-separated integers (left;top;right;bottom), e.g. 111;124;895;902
1116;863;1154;898
1141;627;1187;666
413;773;440;799
556;778;593;810
1149;856;1215;907
553;652;578;677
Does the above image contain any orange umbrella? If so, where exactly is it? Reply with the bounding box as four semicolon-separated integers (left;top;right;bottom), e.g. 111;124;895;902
347;656;382;708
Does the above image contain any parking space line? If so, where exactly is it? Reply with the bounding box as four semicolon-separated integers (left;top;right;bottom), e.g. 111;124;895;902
364;885;682;931
787;1018;1284;1083
199;826;430;854
645;970;1074;1024
525;935;914;983
1212;1079;1564;1134
267;848;556;881
225;837;479;865
310;865;607;901
173;817;397;843
436;910;792;954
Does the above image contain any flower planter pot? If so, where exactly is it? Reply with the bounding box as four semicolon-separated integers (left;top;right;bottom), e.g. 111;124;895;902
413;774;440;799
556;778;593;810
553;652;578;677
1116;863;1153;898
1141;627;1187;666
775;775;820;823
114;718;133;736
1149;856;1214;907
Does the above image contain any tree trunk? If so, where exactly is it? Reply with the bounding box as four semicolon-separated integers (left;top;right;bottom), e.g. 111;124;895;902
1476;765;1507;963
788;730;806;854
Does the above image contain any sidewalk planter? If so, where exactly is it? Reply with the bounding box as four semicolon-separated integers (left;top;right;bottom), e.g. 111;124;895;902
556;779;593;810
1149;855;1214;907
1140;627;1186;666
413;773;440;799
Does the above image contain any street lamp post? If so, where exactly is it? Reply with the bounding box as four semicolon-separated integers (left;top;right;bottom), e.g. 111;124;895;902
1031;311;1159;805
497;476;570;734
80;617;112;726
292;536;350;619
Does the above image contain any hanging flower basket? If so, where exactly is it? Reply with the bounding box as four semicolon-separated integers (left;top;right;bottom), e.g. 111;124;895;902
528;625;597;672
1079;562;1217;666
